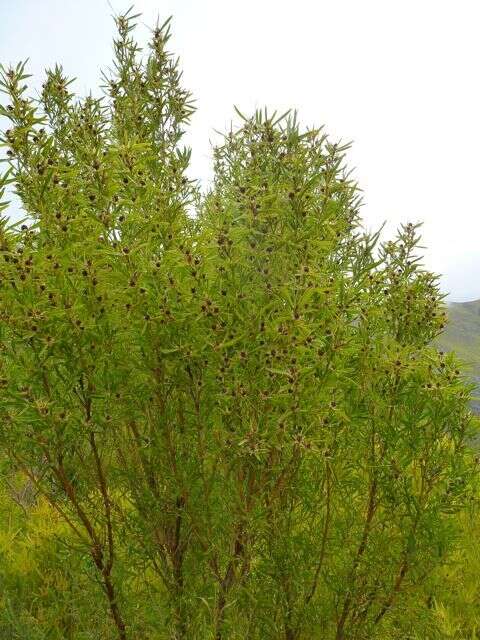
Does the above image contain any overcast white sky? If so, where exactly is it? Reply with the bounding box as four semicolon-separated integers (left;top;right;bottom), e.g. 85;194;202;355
1;0;479;301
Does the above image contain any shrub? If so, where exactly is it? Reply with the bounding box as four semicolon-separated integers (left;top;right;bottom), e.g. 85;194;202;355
0;8;476;639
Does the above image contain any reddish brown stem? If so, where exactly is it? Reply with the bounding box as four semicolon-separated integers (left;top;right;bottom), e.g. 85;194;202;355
335;476;377;640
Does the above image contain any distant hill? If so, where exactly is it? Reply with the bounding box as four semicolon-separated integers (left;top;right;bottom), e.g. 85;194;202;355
438;299;480;414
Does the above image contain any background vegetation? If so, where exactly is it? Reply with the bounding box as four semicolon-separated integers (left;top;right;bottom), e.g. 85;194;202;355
438;301;480;415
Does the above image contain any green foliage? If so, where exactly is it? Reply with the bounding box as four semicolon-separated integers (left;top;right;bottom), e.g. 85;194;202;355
430;501;480;639
0;485;109;639
0;8;477;640
437;300;480;415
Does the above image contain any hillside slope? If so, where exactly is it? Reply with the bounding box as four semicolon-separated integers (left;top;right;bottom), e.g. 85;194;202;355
438;299;480;413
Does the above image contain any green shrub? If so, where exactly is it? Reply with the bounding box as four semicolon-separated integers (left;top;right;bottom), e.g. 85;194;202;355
0;8;477;639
